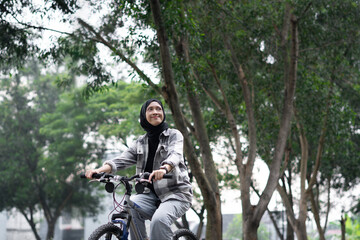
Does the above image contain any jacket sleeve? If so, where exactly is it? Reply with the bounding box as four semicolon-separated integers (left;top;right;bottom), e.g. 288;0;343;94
103;140;138;174
161;129;184;168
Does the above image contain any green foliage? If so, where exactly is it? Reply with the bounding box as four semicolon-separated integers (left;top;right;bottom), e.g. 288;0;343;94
0;20;35;69
0;63;105;238
90;0;360;222
345;216;360;239
0;0;79;69
252;0;360;191
224;214;243;239
2;0;360;237
0;61;158;238
85;81;152;143
0;65;57;214
328;215;360;240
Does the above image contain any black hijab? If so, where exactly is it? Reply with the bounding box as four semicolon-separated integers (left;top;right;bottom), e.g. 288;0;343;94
140;99;169;174
140;99;168;138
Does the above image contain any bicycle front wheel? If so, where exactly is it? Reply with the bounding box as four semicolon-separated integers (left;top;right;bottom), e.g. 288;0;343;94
172;228;198;240
88;223;124;240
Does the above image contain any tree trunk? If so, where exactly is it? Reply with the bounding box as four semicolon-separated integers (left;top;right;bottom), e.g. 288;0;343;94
183;39;222;240
251;184;284;240
20;209;42;240
295;221;308;240
279;182;309;240
309;189;325;240
282;173;295;240
30;222;42;240
193;206;205;239
340;215;346;240
46;220;56;240
277;184;306;240
296;194;309;240
149;1;222;239
286;217;294;240
38;184;73;240
243;215;259;240
294;123;309;240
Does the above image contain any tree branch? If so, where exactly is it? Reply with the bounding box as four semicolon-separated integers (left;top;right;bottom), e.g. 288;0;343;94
11;15;75;36
276;184;297;231
77;18;162;96
251;183;284;240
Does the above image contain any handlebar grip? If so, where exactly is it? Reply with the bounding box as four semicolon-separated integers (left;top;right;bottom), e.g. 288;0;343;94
92;173;104;179
163;174;172;179
80;173;104;179
141;172;173;180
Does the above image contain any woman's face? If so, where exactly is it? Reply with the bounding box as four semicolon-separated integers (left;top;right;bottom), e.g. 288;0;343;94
146;101;164;126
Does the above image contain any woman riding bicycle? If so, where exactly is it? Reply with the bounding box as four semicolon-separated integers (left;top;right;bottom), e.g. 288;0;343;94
85;99;193;240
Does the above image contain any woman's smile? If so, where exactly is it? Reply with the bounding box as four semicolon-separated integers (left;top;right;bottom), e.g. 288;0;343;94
146;102;164;126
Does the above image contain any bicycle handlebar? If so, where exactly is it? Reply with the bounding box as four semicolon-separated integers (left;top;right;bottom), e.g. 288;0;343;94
80;172;172;180
80;173;104;179
140;172;172;180
80;171;173;195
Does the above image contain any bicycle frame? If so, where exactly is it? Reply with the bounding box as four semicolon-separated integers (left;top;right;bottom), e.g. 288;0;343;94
89;173;166;240
82;172;198;240
113;191;143;240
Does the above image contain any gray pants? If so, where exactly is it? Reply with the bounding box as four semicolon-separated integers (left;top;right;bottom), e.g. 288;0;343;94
130;191;191;240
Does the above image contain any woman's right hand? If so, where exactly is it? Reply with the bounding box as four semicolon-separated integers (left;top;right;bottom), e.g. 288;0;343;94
85;164;112;179
85;169;100;179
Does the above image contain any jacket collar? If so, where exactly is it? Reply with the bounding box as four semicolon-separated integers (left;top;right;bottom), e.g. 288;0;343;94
139;128;170;142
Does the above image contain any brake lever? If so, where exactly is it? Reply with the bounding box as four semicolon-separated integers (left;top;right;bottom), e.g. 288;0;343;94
89;179;100;183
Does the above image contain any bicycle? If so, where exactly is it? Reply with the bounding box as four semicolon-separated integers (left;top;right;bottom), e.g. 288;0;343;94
81;172;198;240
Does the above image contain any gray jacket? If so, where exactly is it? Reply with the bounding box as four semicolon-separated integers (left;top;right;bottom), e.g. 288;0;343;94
104;128;193;204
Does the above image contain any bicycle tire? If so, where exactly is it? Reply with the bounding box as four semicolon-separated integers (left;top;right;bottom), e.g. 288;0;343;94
88;223;124;240
172;228;198;240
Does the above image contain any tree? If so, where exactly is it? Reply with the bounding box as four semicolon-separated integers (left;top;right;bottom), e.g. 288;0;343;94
270;1;360;239
38;87;106;240
0;57;164;239
2;0;360;239
0;62;151;239
0;0;79;68
2;1;292;238
0;63;50;240
101;1;294;238
43;1;357;239
0;63;106;239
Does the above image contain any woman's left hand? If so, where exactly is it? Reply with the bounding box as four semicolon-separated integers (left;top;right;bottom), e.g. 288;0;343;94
148;169;167;182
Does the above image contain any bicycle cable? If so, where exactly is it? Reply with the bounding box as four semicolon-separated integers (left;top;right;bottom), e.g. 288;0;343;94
107;182;126;222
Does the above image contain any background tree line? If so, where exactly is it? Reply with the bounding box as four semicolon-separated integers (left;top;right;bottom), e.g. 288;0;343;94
0;60;158;239
1;0;360;239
